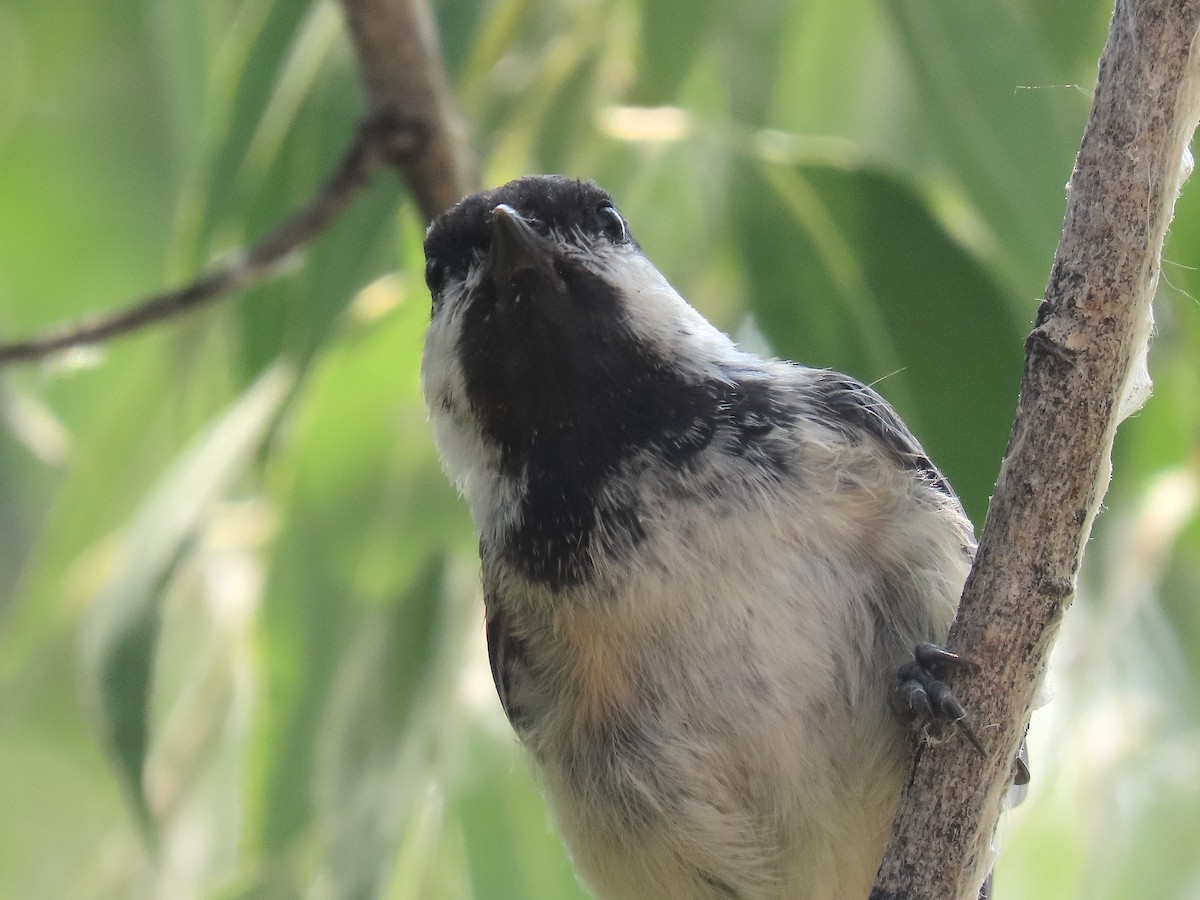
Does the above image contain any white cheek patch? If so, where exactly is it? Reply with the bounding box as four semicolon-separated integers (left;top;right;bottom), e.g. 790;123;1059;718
429;411;525;541
421;279;525;540
595;251;748;384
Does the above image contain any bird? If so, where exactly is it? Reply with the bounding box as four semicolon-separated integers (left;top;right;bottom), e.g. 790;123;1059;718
420;174;1001;899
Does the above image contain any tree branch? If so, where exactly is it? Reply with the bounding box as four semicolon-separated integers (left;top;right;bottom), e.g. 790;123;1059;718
872;2;1200;898
0;115;392;367
0;0;477;369
340;0;479;222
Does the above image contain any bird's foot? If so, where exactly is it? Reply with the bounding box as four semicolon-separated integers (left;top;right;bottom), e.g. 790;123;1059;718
892;643;1032;788
893;641;987;756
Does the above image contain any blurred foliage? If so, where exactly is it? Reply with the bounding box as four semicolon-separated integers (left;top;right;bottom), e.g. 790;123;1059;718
0;0;1197;897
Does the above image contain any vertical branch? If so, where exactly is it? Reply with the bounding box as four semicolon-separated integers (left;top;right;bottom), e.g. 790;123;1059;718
339;0;480;221
872;2;1200;897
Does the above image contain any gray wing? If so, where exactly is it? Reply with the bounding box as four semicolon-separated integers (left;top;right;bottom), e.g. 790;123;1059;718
484;591;529;730
805;370;956;499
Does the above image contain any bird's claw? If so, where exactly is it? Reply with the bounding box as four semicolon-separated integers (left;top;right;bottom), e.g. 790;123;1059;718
894;641;986;757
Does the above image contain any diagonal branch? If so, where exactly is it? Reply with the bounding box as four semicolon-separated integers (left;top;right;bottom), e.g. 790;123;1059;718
871;2;1200;897
0;0;478;370
0;115;399;368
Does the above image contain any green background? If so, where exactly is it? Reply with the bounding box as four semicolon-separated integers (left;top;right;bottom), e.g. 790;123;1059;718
0;0;1198;897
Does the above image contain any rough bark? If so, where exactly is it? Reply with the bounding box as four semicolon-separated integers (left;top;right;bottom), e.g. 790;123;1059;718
871;2;1200;898
339;0;479;222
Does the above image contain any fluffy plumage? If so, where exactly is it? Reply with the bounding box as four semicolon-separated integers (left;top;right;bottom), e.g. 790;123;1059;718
421;175;975;899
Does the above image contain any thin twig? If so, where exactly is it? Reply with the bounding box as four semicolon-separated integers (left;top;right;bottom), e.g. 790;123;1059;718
0;0;478;369
0;115;411;368
871;1;1200;897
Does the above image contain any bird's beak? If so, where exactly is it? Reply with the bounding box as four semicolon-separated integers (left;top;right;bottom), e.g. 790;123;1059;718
486;204;557;283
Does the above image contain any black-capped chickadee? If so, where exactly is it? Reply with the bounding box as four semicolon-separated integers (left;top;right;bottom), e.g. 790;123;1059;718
421;176;991;899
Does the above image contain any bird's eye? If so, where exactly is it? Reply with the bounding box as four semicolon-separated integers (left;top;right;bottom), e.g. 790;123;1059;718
596;203;628;243
425;257;446;294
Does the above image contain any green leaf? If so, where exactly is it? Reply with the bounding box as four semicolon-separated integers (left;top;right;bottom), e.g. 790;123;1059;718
631;0;718;105
250;286;469;861
452;724;592;900
878;0;1090;300
77;365;293;842
313;556;448;900
734;160;1024;523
